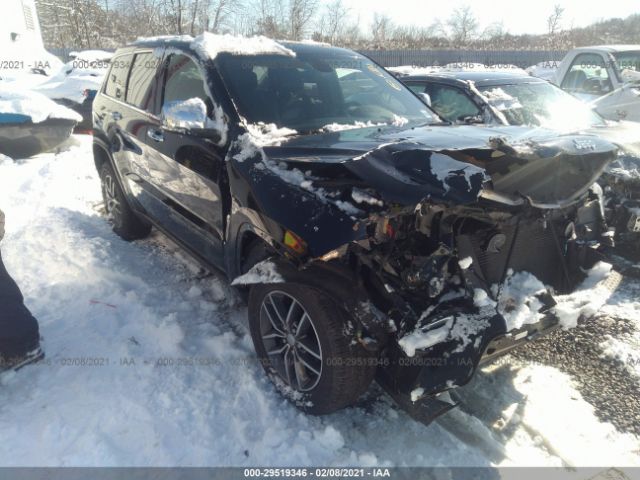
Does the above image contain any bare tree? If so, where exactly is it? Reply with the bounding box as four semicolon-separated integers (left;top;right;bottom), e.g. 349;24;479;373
315;0;349;44
289;0;319;40
371;13;393;46
547;4;564;36
447;5;479;46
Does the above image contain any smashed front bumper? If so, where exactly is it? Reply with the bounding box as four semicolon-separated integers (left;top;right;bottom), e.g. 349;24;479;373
377;267;622;425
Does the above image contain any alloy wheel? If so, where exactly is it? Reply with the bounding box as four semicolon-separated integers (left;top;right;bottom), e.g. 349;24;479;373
259;290;323;392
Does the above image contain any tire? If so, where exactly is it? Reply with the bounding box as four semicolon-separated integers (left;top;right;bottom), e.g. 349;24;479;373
249;282;376;415
99;162;151;241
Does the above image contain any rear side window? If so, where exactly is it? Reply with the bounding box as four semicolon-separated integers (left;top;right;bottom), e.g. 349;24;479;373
126;52;160;111
104;54;133;100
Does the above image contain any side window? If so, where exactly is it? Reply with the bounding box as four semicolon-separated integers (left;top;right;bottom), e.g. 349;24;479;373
104;54;133;100
561;53;613;95
424;84;481;122
162;54;209;107
126;52;160;112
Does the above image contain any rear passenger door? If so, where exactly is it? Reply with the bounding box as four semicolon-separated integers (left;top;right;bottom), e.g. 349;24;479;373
142;51;227;268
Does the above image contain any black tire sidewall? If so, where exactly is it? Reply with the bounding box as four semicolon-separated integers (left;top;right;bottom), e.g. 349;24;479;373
249;282;374;415
99;162;151;241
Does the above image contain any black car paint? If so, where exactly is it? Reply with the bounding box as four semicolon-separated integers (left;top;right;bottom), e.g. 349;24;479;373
93;40;620;422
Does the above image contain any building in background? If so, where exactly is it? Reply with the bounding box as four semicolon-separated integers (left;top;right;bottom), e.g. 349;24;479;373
0;0;61;76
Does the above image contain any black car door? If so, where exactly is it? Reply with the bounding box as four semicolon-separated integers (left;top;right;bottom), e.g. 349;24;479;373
142;51;227;268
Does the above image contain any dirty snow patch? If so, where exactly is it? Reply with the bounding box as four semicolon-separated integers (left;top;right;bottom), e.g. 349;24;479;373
493;269;547;332
553;262;615;329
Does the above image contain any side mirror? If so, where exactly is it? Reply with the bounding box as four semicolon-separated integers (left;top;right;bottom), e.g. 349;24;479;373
418;92;432;107
161;98;222;142
162;98;209;130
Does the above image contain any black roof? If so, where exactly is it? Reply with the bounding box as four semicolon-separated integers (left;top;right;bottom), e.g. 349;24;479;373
401;70;548;88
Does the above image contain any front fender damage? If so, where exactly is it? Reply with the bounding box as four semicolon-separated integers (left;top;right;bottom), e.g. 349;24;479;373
230;125;622;425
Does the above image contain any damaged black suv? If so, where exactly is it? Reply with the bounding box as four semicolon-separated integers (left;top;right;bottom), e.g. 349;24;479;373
93;34;621;424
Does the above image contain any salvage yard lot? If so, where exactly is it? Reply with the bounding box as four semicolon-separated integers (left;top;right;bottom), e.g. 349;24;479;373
0;135;639;467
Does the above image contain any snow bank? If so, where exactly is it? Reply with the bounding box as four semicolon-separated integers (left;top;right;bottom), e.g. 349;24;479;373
0;89;82;123
191;32;295;61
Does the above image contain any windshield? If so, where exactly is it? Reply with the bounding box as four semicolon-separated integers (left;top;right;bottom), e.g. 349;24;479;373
217;52;439;133
479;81;606;131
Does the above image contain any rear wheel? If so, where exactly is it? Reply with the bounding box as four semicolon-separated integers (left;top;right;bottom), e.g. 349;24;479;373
99;162;151;241
249;282;376;414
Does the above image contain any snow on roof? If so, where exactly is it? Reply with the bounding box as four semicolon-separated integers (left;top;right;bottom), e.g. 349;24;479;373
69;50;114;62
572;45;640;53
0;88;82;123
190;32;296;61
387;65;444;76
134;35;195;44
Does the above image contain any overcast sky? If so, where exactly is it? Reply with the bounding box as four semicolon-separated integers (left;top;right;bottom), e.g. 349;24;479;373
333;0;638;35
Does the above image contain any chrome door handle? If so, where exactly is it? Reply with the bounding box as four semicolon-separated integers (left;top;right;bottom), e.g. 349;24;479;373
111;111;122;120
147;129;164;142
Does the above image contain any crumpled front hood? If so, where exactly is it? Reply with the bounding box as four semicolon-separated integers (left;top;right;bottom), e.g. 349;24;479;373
263;124;618;207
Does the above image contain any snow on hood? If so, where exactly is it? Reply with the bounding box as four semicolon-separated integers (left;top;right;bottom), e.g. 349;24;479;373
321;115;408;132
233;121;298;162
232;121;363;216
191;32;296;61
0;89;82;124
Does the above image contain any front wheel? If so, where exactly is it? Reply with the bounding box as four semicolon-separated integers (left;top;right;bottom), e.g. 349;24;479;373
99;162;151;241
248;283;376;414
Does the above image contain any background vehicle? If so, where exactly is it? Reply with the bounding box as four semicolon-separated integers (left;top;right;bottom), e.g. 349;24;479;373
92;34;620;424
35;50;113;132
552;45;640;122
0;88;80;157
402;70;640;257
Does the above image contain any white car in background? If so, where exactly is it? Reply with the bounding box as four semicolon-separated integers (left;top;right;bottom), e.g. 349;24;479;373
552;45;640;122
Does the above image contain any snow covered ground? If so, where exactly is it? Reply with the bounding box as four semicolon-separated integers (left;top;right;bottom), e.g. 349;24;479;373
0;136;639;469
